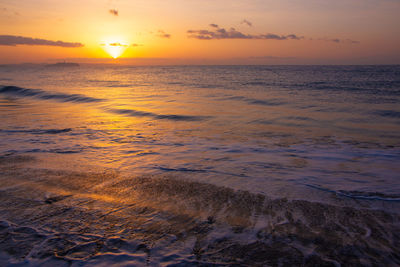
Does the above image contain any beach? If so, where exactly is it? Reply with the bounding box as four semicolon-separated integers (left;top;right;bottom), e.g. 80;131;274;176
1;155;400;266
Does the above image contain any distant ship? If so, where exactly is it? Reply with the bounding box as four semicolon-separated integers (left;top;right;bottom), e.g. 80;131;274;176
45;62;80;67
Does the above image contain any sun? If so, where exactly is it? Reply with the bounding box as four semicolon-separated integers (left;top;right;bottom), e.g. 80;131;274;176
101;41;128;59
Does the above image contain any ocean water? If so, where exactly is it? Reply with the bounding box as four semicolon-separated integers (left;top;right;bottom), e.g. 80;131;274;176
0;65;400;265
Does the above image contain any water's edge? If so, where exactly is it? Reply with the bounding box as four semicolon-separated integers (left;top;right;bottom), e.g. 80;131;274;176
1;155;399;266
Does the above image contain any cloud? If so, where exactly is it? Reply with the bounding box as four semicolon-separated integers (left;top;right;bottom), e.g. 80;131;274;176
187;25;303;40
1;7;20;16
109;42;127;47
0;35;84;47
157;30;171;39
320;38;360;44
109;9;118;16
248;56;296;60
241;19;253;27
100;43;142;47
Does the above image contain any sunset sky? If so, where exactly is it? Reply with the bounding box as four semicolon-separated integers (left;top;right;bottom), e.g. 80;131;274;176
0;0;399;64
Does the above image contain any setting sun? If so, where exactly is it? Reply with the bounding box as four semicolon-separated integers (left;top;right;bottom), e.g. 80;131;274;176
102;42;128;59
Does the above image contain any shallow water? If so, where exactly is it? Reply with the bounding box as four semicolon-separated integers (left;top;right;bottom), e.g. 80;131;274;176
1;65;400;198
0;65;400;265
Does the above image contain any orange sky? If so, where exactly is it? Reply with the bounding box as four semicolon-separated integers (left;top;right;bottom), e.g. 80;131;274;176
0;0;399;64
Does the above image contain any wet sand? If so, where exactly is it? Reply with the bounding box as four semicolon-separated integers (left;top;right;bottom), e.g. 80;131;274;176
1;155;399;266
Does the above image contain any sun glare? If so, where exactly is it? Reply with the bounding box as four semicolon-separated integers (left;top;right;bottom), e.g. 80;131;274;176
102;41;128;59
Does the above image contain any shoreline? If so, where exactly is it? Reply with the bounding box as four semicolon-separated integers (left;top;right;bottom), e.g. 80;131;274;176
1;155;399;266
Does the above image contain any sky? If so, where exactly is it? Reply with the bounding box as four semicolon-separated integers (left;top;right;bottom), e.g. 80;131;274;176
0;0;399;64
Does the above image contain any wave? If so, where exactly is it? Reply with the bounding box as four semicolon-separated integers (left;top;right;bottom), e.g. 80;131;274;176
0;86;209;122
0;86;102;103
24;148;84;154
0;128;72;135
241;81;271;86
375;110;400;119
2;148;84;155
156;166;207;173
250;118;310;127
306;184;400;202
220;95;285;106
107;108;209;122
301;81;400;96
155;166;248;177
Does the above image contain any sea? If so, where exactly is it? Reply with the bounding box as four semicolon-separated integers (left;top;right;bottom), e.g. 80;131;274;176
0;65;399;266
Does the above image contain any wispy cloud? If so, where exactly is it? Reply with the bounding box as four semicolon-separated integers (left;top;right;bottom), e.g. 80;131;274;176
109;42;127;47
1;7;20;16
187;24;303;40
248;56;297;60
157;30;171;39
109;9;118;16
101;42;142;47
320;38;360;44
0;35;84;47
241;19;253;27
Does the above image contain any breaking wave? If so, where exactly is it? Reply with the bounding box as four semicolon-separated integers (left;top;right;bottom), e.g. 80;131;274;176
0;86;103;103
307;184;400;202
107;108;209;122
0;85;209;122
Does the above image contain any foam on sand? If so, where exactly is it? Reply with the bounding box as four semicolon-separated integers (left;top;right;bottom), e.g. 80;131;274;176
0;155;399;266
